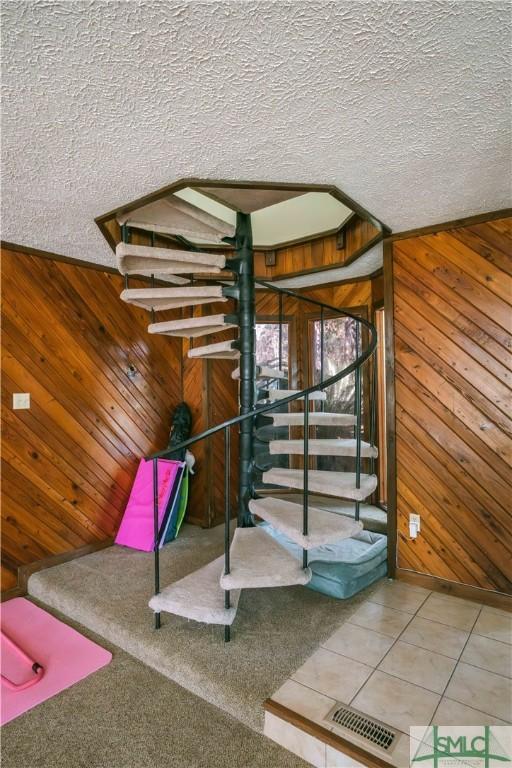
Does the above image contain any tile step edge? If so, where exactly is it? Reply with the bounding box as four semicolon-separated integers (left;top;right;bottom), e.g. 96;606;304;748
263;698;392;768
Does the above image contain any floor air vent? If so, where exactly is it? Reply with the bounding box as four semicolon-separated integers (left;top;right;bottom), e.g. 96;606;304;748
326;703;397;751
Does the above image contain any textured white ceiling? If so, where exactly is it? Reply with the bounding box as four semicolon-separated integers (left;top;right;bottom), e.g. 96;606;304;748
1;1;510;272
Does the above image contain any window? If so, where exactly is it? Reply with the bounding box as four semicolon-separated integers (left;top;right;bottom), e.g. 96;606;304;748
255;322;289;387
309;314;364;472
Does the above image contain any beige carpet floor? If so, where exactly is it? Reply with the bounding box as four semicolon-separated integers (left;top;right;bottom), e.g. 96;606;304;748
28;523;382;733
2;605;308;768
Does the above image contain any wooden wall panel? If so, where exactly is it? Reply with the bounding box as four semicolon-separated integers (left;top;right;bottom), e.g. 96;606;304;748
391;218;512;594
254;215;381;280
1;248;183;590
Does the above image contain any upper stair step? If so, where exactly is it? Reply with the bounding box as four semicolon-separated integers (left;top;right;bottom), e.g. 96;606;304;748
231;366;287;381
262;468;378;501
120;285;227;311
249;497;362;549
148;555;240;626
264;389;326;402
269;438;378;458
116;242;226;276
219;527;311;590
269;411;357;427
188;340;239;360
118;196;235;243
148;314;237;338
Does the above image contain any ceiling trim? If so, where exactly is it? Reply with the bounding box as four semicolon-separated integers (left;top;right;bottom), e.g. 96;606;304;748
385;207;512;242
95;177;391;254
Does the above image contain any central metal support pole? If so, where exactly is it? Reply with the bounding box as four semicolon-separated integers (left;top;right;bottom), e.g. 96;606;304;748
236;212;255;527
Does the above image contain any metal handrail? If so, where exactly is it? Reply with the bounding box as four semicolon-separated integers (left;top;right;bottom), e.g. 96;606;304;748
147;280;377;460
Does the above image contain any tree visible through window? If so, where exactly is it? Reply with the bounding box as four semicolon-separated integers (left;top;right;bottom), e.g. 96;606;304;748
311;315;362;470
255;323;289;381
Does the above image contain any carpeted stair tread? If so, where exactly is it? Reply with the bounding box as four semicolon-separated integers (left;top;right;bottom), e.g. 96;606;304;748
249;497;363;549
118;196;235;243
269;438;378;458
148;556;240;625
148;314;237;338
120;285;226;311
219;527;311;590
116;242;226;276
231;366;287;380
263;389;326;402
188;340;240;359
262;468;378;501
284;493;388;534
269;411;357;427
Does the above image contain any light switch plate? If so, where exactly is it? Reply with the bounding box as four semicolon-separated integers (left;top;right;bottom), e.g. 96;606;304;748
13;393;30;409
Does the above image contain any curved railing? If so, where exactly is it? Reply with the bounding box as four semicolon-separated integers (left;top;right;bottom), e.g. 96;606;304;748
147;278;378;636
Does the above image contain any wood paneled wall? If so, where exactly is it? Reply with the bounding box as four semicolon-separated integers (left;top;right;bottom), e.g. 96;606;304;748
1;238;382;592
254;215;380;280
390;217;512;594
1;248;183;591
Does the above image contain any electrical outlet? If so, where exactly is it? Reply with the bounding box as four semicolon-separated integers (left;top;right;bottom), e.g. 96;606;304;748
12;393;30;409
409;513;420;539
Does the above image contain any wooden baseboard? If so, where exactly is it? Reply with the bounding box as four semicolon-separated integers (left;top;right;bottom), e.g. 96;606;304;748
264;699;390;768
396;568;512;612
1;539;115;601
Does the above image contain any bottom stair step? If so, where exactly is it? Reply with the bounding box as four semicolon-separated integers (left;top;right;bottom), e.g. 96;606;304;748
249;497;362;549
148;556;240;625
219;527;311;590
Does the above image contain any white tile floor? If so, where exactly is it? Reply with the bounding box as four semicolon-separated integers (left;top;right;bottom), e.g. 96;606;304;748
264;580;512;767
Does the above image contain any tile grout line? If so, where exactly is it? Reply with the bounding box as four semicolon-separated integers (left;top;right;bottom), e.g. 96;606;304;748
346;590;431;708
428;604;484;725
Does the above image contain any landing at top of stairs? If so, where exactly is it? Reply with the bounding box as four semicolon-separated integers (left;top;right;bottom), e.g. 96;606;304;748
219;527;311;590
262;468;378;501
249;497;362;549
148;555;240;626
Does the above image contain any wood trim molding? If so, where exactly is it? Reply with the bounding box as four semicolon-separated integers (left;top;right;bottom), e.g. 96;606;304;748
95;177;391;237
396;568;512;612
264;699;391;768
1;240;119;274
383;239;397;578
1;539;114;601
386;208;512;242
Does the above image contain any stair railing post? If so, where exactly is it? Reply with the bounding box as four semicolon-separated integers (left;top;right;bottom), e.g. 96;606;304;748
122;224;130;289
303;393;309;569
278;292;283;373
224;425;231;642
354;363;362;523
153;457;161;629
236;212;256;527
320;307;325;413
370;351;377;477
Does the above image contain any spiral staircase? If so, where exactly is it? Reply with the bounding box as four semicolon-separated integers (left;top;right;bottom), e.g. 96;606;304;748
115;195;379;641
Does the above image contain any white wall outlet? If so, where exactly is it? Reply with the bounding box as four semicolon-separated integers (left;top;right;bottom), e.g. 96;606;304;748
409;513;421;539
12;393;30;409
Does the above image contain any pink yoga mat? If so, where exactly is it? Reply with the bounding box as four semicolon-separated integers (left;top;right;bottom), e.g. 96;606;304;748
1;598;112;726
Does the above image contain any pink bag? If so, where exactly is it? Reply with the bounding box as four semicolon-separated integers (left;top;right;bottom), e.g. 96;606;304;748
115;458;183;552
